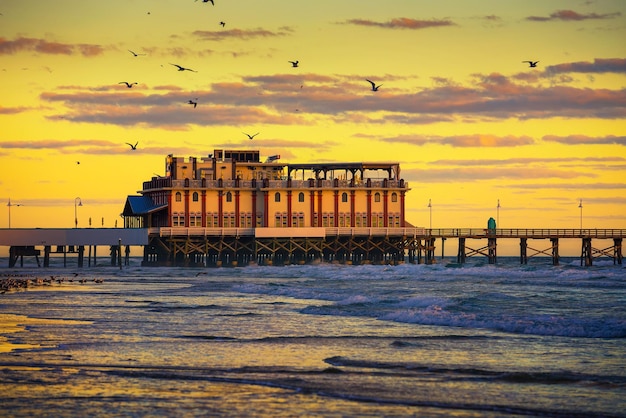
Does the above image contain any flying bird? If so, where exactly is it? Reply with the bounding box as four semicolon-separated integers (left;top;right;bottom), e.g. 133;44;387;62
126;141;138;150
243;132;259;140
188;99;198;108
170;63;197;72
220;21;226;27
196;0;214;4
289;60;299;68
119;82;138;88
128;50;146;57
523;61;539;67
366;79;382;91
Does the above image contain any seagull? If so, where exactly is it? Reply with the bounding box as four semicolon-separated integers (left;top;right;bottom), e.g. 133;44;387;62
289;60;299;68
220;21;226;27
243;132;259;140
170;63;197;72
523;61;539;67
119;82;138;88
126;141;138;150
128;50;146;57
188;99;198;108
366;79;382;91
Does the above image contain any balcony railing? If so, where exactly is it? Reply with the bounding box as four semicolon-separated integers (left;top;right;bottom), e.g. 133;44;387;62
144;178;408;191
148;227;626;239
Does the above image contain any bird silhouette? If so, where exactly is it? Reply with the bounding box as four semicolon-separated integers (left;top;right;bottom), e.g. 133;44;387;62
366;79;382;91
523;61;539;67
196;0;214;4
220;21;226;27
170;63;197;72
119;82;138;88
188;99;198;108
243;132;259;140
126;141;138;150
128;50;146;57
289;60;299;68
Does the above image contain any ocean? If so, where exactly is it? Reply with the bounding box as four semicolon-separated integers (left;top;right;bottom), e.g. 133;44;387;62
1;257;624;417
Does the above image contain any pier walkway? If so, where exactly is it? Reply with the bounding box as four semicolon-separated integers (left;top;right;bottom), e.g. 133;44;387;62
0;227;623;267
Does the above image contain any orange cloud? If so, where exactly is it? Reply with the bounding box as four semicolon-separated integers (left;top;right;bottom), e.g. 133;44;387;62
545;58;626;75
342;17;455;29
542;135;626;145
526;9;621;21
0;37;105;56
192;27;294;41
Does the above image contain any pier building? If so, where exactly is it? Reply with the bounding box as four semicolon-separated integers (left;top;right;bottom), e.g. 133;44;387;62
122;150;413;266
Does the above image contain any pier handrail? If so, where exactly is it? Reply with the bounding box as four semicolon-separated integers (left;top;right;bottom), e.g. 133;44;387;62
147;227;626;239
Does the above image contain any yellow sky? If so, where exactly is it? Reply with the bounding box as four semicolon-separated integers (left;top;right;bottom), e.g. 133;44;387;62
1;0;625;230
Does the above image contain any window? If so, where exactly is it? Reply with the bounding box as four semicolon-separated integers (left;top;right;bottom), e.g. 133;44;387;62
192;192;199;202
275;192;281;202
175;192;182;202
226;192;233;202
298;192;305;202
391;192;397;202
341;192;348;203
374;192;381;203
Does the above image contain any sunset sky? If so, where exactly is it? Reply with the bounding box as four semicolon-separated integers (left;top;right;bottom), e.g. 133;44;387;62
1;0;625;231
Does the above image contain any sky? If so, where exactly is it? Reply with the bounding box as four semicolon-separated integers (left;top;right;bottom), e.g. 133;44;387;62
1;0;625;232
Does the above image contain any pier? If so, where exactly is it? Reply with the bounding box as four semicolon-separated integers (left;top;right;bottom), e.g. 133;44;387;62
0;227;623;268
0;228;148;268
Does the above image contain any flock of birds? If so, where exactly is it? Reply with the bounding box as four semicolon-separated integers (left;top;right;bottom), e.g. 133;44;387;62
1;273;104;294
111;0;540;152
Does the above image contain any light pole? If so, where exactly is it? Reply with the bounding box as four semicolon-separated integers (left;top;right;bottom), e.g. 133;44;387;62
578;199;583;230
428;199;432;229
497;199;501;227
7;198;22;229
74;197;83;228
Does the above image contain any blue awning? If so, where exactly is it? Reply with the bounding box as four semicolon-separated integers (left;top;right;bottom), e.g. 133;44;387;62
123;196;167;216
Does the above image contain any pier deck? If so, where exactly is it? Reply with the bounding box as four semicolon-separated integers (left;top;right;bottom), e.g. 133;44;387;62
1;227;623;267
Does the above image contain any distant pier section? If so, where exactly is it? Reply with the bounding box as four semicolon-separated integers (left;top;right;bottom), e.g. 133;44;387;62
0;228;148;268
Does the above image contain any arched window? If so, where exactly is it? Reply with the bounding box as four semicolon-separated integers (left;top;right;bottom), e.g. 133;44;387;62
275;192;281;202
192;192;199;202
341;192;348;203
391;192;397;202
374;192;381;202
175;192;182;202
298;192;305;202
226;192;233;202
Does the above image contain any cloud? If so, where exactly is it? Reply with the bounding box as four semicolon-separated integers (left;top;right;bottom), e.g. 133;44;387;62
341;17;456;29
402;166;591;182
544;58;626;75
0;37;105;56
0;105;29;114
506;182;626;190
380;134;534;147
542;134;626;145
38;70;626;129
526;9;621;22
192;27;295;41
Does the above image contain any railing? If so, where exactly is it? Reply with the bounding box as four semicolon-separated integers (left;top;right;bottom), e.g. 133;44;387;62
157;179;408;190
148;227;626;239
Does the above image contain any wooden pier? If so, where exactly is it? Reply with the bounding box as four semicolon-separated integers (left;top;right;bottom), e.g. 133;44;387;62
143;227;624;267
1;228;623;267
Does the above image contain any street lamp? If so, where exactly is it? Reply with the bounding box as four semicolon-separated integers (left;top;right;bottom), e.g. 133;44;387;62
578;199;583;230
428;199;432;229
7;198;22;229
74;197;83;228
